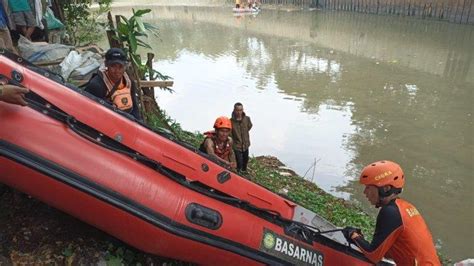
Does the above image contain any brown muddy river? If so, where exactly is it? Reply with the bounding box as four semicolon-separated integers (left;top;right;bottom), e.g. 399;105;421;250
111;4;473;261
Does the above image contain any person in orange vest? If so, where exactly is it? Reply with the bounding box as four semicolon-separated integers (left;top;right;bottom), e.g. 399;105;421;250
85;48;141;121
342;160;441;265
0;83;28;106
202;116;237;170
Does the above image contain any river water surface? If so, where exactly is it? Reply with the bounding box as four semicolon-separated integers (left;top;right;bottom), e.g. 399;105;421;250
111;4;473;260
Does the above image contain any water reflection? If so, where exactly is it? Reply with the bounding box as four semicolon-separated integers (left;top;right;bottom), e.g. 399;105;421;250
153;50;356;197
285;52;342;83
110;5;473;260
111;5;474;82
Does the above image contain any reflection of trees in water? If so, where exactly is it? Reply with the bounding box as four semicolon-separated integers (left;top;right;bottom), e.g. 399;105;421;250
142;9;471;152
309;12;474;82
235;37;275;88
152;21;235;58
131;6;472;170
117;5;473;83
336;59;472;258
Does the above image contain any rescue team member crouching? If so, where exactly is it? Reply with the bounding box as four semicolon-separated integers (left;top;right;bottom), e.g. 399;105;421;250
342;160;441;265
202;116;237;170
85;48;142;121
0;83;28;106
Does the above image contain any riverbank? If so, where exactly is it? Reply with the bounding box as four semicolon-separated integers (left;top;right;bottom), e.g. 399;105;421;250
0;187;190;265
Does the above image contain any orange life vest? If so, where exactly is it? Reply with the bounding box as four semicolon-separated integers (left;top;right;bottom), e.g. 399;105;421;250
203;131;232;161
99;70;133;111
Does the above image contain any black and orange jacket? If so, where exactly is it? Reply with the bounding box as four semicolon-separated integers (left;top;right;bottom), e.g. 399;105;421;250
353;198;440;265
85;71;141;121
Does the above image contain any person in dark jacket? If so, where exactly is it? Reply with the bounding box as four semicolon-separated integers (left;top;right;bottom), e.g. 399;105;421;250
230;102;252;173
85;48;141;121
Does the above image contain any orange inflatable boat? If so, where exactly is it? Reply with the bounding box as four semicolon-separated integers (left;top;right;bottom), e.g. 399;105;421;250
0;50;389;265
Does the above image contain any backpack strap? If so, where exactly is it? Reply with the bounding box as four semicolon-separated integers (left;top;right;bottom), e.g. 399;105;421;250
104;75;122;100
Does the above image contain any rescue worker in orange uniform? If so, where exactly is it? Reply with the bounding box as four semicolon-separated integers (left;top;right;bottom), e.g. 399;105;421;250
203;116;237;170
85;48;141;120
342;160;441;265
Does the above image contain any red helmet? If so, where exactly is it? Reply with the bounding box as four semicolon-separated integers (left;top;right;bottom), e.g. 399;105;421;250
213;116;232;130
359;160;405;189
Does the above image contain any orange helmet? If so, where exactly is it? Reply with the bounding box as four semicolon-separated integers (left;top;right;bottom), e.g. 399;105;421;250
359;160;405;189
213;116;232;130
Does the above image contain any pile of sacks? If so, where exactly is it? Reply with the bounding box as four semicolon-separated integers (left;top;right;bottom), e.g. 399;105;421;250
17;35;104;81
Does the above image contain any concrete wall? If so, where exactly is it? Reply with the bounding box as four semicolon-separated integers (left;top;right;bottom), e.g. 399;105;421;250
257;0;473;23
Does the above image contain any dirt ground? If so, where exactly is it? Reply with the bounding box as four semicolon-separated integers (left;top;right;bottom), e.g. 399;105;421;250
0;186;189;265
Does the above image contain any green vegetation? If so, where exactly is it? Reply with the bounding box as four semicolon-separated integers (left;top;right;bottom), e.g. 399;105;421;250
103;243;189;266
145;108;203;147
62;0;112;45
114;9;171;82
248;158;375;235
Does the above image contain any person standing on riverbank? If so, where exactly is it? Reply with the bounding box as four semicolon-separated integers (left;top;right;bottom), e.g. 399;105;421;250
231;102;252;173
342;160;440;265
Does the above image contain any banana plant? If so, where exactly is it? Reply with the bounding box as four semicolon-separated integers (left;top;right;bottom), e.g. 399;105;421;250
114;9;171;82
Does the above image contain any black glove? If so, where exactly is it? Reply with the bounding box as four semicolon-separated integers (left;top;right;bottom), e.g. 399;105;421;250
342;226;362;245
